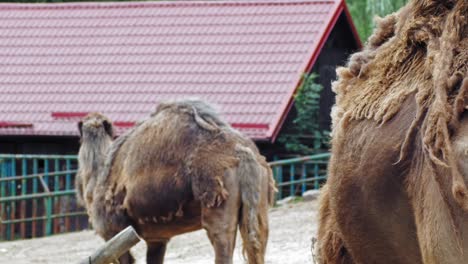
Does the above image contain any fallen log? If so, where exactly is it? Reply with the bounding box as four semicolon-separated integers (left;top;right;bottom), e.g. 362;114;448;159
79;226;140;264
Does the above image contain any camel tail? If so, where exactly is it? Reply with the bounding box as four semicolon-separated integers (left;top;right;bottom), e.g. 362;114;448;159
236;145;269;264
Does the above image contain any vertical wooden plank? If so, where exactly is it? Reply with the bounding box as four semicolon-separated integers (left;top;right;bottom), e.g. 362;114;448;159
32;159;38;238
9;158;16;240
21;159;27;239
289;165;295;196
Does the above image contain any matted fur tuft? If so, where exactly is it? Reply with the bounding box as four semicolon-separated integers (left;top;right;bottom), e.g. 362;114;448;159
153;99;228;131
331;0;468;210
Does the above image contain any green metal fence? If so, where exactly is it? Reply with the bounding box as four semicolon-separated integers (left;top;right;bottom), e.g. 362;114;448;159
269;153;330;200
0;154;87;241
0;152;330;240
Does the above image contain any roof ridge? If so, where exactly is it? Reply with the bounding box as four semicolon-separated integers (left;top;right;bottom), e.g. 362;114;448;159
0;0;337;11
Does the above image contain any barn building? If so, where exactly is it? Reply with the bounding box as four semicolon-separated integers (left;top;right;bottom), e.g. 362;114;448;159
0;0;362;240
0;0;361;159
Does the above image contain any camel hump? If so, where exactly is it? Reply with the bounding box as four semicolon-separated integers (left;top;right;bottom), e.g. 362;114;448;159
101;100;260;212
154;99;229;132
104;100;231;183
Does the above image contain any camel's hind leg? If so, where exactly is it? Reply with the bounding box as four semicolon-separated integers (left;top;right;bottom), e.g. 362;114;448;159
146;241;168;264
235;145;270;264
202;169;240;264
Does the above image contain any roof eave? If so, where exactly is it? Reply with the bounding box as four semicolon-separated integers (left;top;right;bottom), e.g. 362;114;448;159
269;0;356;143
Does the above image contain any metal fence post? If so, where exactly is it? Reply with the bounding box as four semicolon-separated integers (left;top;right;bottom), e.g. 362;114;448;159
1;160;7;240
275;166;283;200
45;197;52;236
32;158;38;238
21;159;27;238
301;164;307;193
10;158;16;240
54;158;60;234
65;158;72;232
314;164;319;190
289;165;295;196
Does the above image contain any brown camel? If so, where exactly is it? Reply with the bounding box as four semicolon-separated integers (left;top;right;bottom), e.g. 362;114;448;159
75;100;276;264
316;0;467;263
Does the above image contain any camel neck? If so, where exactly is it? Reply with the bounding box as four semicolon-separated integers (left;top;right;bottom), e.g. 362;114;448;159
79;137;111;175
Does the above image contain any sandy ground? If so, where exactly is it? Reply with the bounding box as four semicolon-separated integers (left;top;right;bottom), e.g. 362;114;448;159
0;200;317;264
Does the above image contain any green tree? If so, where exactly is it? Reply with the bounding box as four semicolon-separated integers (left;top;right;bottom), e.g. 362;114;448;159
346;0;408;41
278;74;329;155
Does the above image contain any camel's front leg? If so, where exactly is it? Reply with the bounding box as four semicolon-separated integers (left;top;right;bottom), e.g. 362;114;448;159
201;170;240;264
117;251;135;264
146;241;168;264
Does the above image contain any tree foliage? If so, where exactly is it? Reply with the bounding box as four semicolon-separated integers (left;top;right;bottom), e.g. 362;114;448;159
278;74;329;155
346;0;408;41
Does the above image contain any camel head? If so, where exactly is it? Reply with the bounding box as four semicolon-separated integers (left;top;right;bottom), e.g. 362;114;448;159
76;112;114;208
78;112;114;141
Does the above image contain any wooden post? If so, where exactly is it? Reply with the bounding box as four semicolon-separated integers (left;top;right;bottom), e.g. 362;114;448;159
311;237;318;264
79;226;140;264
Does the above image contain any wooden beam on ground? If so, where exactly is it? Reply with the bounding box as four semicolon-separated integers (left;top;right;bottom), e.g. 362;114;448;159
79;226;140;264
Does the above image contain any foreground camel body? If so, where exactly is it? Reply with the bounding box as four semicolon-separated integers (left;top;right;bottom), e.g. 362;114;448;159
316;0;467;263
75;100;275;264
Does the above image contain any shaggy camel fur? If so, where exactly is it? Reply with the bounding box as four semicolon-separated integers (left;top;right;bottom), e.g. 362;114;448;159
316;0;467;263
76;100;275;264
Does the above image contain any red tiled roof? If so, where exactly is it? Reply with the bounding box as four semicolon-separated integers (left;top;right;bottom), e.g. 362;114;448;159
0;0;359;140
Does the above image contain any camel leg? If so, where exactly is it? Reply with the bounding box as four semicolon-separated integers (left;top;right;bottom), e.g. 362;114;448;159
202;171;240;264
118;251;135;264
202;203;239;264
146;241;168;264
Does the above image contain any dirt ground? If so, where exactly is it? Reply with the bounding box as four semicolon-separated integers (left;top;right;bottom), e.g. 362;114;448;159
0;200;317;264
